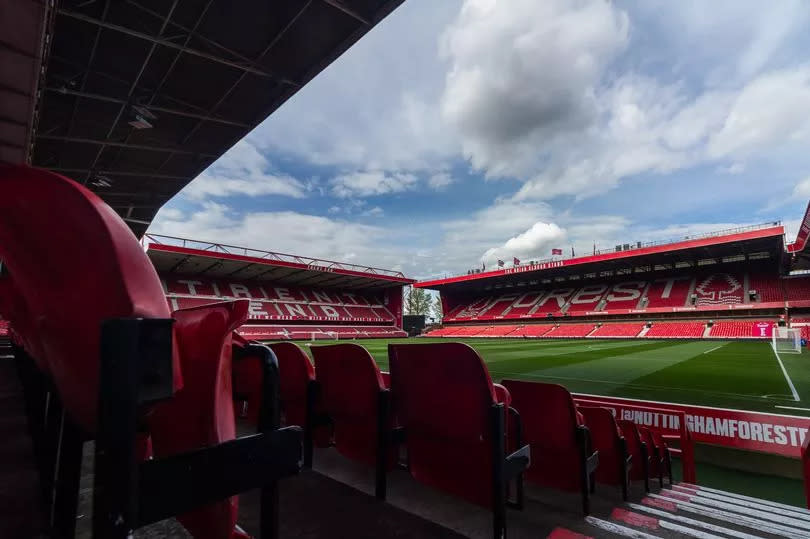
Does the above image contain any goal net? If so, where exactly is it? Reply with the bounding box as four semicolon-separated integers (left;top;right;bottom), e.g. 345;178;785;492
772;327;802;354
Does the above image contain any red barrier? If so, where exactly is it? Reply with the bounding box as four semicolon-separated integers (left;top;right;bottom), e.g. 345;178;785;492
574;397;696;483
803;432;810;508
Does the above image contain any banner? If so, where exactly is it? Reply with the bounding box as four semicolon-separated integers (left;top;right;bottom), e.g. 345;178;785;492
573;393;810;457
752;321;773;338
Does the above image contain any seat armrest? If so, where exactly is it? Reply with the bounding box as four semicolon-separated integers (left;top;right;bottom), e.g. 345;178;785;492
504;444;530;481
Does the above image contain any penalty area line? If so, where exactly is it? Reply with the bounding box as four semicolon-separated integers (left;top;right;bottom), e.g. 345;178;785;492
703;345;723;354
771;344;800;402
775;405;810;412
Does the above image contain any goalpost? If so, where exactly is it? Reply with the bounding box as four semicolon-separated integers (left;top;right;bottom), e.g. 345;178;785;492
311;331;339;342
772;327;802;354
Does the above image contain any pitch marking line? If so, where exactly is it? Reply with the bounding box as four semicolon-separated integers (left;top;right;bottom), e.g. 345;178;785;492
771;345;800;402
703;345;723;354
775;405;810;412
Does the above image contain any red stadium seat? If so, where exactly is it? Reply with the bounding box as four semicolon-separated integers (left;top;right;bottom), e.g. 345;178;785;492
578;407;631;500
148;300;249;539
388;343;529;539
0;165;301;539
310;343;394;499
618;420;650;492
544;323;597;338
267;342;331;465
589;323;645;338
639;427;671;488
499;380;598;514
645;321;705;338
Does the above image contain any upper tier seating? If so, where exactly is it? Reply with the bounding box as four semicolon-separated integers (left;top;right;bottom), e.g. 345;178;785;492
708;320;774;338
237;324;406;340
0;165;300;539
642;277;693;308
545;324;596;338
784;277;810;303
388;343;529;537
589;323;645;338
579;407;631;500
164;277;394;323
501;380;598;514
644;321;705;338
749;274;785;303
693;272;745;306
564;285;609;313
443;271;789;323
601;281;647;311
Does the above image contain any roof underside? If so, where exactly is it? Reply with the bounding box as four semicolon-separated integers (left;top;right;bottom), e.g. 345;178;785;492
419;226;786;293
4;0;403;236
148;244;413;291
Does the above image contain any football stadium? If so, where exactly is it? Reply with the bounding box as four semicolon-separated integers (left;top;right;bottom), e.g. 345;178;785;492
3;1;810;539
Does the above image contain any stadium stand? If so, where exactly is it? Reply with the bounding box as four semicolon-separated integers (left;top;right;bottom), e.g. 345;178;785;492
475;325;521;337
749;273;785;303
644;321;706;338
708;320;774;338
589;323;645;338
693;272;745;306
785;276;810;305
237;325;406;340
642;277;693;309
164;278;395;323
544;323;597;338
512;324;555;337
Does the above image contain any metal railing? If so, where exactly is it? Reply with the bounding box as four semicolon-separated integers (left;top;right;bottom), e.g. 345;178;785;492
453;221;782;279
142;233;408;279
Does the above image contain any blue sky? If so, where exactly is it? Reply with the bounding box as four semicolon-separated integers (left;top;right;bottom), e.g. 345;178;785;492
150;0;810;280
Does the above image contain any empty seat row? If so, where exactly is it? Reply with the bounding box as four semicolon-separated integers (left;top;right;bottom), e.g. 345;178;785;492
238;341;674;538
708;320;773;338
442;271;810;323
237;324;406;340
589;322;645;338
169;295;394;323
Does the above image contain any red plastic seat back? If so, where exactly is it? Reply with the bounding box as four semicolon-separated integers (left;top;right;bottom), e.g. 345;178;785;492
500;379;581;490
269;342;315;428
311;343;386;464
388;342;497;507
149;299;249;539
618;420;646;480
501;380;579;452
0;165;180;432
579;407;623;483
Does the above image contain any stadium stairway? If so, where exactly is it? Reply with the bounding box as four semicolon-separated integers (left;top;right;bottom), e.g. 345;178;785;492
314;446;810;539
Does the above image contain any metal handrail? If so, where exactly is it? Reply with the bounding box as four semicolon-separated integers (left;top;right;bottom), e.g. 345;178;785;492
142;233;408;279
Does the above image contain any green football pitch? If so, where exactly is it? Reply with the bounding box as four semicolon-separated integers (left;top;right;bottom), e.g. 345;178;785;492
284;338;810;416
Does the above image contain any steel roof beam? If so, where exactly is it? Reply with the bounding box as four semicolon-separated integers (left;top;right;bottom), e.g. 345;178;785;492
156;1;312;171
321;0;370;25
59;9;297;83
36;134;215;157
47;87;250;128
46;167;187;180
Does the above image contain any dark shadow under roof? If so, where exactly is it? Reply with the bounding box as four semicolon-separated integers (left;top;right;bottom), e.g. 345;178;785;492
16;0;403;236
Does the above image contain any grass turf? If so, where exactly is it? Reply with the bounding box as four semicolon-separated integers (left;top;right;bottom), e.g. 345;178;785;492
287;338;810;416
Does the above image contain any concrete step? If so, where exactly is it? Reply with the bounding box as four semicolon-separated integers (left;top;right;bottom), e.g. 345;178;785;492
548;481;810;538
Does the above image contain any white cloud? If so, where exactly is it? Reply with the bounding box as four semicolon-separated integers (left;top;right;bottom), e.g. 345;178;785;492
440;0;629;178
482;222;566;266
793;177;810;199
362;206;385;217
183;140;306;200
427;172;454;190
708;67;810;159
330;171;418;198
